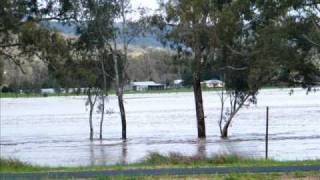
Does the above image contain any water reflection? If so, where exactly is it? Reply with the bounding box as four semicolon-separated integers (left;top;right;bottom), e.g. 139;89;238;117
121;140;128;164
88;140;128;166
89;141;95;166
219;138;264;158
196;138;207;158
99;141;107;165
222;140;241;155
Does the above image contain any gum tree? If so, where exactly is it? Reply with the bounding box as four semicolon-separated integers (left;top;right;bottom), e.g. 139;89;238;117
214;0;320;138
112;0;147;140
156;0;241;138
76;0;119;140
0;0;78;71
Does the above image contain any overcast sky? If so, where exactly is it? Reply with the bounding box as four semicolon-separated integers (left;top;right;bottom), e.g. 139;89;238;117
131;0;159;11
128;0;160;20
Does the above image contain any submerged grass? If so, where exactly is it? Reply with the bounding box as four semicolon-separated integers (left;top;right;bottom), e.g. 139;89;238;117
1;153;320;173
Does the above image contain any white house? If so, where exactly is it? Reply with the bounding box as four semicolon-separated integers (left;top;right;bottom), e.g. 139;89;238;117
40;88;55;94
130;81;165;91
201;79;224;88
173;79;184;88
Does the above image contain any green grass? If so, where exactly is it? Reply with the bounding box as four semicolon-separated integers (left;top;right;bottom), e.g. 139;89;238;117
0;88;206;98
0;92;87;98
141;153;320;167
1;153;320;173
0;88;215;98
0;86;292;98
91;172;320;180
1;154;319;180
0;158;47;172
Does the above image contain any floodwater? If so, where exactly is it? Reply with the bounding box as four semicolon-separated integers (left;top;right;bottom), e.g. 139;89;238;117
0;88;319;167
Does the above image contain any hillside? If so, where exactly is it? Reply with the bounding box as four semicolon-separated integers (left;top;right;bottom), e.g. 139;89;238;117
43;22;163;48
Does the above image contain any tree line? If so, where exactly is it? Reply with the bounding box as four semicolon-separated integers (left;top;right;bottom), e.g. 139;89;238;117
0;0;319;140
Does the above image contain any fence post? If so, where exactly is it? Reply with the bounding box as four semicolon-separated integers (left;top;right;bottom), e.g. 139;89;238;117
265;106;269;160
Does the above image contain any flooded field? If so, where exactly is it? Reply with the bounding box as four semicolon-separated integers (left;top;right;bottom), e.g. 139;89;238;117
1;88;319;167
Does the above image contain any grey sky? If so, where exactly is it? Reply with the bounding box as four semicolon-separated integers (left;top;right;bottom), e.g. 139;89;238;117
128;0;159;20
131;0;159;11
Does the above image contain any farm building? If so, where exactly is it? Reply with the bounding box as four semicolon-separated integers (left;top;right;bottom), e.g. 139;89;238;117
130;81;165;91
201;79;224;88
173;79;184;88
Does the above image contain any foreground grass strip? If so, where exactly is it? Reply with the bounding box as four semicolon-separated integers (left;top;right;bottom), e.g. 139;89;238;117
90;172;320;180
1;155;320;179
1;165;320;180
1;154;320;173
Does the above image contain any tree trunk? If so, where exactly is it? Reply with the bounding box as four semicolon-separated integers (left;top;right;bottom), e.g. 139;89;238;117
220;95;250;139
89;107;94;140
99;55;107;140
112;48;127;140
118;91;127;140
88;88;97;141
120;40;128;140
219;90;225;136
221;120;230;139
99;94;105;140
193;69;206;138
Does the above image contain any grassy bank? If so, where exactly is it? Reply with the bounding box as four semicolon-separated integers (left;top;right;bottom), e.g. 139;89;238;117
1;153;320;173
0;92;87;98
0;88;216;98
94;172;320;180
0;86;294;98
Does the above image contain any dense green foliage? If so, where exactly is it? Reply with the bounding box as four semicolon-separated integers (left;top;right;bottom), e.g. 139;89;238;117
153;0;320;138
0;0;76;66
0;56;3;85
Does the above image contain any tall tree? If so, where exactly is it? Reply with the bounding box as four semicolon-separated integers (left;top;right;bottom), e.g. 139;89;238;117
77;0;119;140
156;0;234;138
214;0;320;138
113;0;147;140
0;0;77;70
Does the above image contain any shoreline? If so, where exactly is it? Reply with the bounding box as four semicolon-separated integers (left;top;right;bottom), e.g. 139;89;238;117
1;153;320;173
1;86;316;99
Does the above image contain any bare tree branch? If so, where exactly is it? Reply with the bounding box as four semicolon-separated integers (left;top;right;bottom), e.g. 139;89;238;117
0;43;22;48
302;34;320;47
220;66;248;71
0;50;26;73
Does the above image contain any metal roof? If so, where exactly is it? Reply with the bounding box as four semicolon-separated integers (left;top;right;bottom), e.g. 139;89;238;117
203;79;224;84
131;81;164;86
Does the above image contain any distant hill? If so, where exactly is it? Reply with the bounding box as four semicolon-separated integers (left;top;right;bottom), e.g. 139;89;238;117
42;21;77;36
42;21;164;48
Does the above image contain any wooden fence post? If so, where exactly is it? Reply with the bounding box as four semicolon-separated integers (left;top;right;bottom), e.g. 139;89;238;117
265;106;269;160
